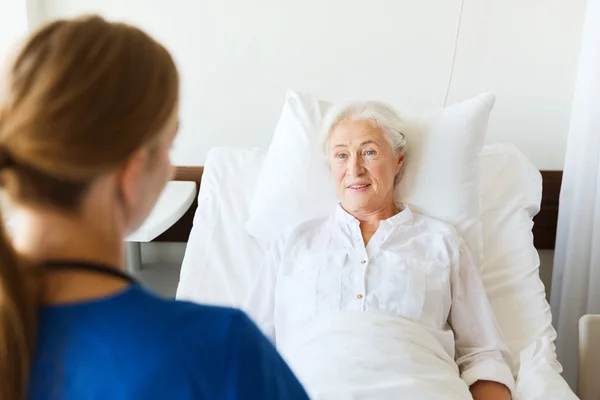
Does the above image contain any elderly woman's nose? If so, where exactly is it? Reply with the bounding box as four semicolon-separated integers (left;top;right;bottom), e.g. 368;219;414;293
347;155;364;176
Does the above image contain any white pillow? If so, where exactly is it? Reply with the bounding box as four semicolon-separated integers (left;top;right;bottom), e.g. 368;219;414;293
245;90;495;266
244;91;339;244
479;143;558;373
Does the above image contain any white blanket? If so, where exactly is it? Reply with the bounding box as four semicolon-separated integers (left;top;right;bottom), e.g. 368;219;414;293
278;312;472;400
277;312;471;400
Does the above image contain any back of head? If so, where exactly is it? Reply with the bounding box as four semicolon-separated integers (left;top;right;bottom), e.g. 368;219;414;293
0;15;179;399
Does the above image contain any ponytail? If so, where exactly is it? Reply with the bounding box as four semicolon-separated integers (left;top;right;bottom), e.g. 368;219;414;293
0;210;38;400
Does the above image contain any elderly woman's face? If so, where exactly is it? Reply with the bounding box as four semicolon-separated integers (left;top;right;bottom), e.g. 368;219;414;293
328;118;403;215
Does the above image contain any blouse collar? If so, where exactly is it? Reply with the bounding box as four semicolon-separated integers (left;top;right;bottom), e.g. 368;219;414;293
334;203;414;228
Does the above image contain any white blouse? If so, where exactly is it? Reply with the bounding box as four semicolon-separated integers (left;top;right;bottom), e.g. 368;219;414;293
245;205;515;392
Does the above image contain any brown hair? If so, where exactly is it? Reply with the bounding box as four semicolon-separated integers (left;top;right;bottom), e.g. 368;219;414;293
0;15;179;399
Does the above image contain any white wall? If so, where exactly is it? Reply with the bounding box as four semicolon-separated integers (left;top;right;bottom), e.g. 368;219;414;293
0;1;28;66
28;0;586;170
447;1;586;170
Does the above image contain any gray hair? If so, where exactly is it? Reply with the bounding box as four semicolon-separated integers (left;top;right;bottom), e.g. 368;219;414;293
319;100;407;159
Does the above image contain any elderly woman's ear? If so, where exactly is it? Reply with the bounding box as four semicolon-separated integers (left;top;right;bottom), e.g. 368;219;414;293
396;153;405;174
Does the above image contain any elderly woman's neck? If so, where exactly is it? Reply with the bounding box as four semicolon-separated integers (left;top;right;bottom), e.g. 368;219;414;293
346;202;399;245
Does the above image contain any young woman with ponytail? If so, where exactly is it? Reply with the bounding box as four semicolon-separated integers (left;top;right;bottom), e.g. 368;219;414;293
0;16;308;400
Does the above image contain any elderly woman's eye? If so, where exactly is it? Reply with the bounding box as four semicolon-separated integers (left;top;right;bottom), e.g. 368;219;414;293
336;153;348;160
364;150;377;156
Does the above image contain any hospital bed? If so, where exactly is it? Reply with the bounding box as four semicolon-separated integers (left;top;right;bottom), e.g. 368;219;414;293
174;144;577;399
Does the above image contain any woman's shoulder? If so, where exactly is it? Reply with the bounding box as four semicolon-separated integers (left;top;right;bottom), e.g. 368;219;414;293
145;292;252;333
144;296;265;366
169;298;251;328
287;216;331;239
113;286;253;343
36;290;263;395
274;215;333;253
408;210;462;240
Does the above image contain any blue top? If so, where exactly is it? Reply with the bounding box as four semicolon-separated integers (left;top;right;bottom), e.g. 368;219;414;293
29;284;308;400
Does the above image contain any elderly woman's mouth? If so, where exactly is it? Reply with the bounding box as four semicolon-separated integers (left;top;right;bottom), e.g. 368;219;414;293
347;183;371;190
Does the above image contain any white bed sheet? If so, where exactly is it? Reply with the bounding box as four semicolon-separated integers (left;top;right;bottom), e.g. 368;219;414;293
176;145;576;399
175;147;266;307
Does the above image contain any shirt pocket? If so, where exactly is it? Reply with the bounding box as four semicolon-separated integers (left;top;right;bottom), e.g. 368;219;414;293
280;252;345;326
374;257;428;322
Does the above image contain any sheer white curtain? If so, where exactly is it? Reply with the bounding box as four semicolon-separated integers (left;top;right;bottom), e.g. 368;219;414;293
551;0;600;390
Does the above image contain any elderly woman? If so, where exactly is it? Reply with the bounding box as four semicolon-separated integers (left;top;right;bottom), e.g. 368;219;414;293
246;101;514;400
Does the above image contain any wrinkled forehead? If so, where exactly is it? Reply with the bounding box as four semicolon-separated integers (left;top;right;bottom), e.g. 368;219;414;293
328;118;387;148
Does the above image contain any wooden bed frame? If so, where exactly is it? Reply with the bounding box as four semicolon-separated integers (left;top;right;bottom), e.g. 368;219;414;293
155;167;562;250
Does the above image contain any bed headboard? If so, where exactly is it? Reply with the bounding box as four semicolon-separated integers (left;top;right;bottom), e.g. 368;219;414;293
155;166;562;250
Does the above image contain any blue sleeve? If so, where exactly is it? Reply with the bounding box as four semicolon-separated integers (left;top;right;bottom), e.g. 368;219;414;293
225;310;309;400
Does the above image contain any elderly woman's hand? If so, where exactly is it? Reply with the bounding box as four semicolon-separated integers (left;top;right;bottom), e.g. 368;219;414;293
470;380;512;400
